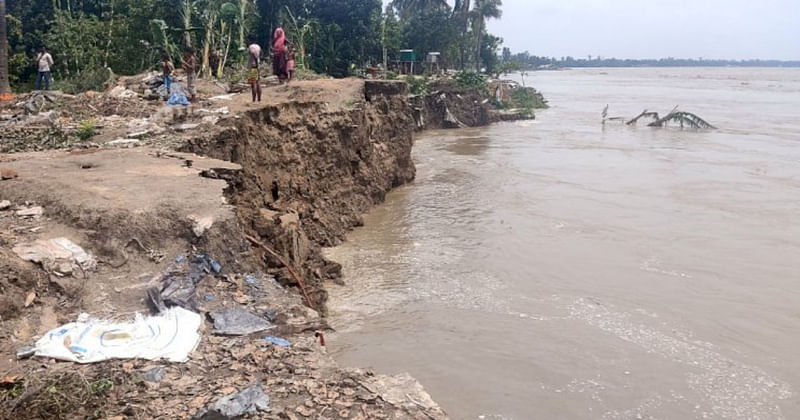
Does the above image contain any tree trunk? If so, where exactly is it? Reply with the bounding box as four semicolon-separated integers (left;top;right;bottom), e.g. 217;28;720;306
458;0;470;70
201;13;216;78
182;0;192;49
103;0;115;68
0;0;12;96
238;0;246;50
474;18;483;72
217;24;231;78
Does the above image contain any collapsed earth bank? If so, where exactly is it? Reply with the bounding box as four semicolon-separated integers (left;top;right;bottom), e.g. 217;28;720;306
0;78;535;419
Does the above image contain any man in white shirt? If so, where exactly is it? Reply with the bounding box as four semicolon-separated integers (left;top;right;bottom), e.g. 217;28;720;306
247;39;262;102
35;47;54;91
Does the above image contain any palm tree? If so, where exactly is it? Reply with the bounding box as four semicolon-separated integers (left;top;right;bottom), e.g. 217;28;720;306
472;0;502;72
0;0;12;99
452;0;471;69
391;0;449;20
180;0;195;48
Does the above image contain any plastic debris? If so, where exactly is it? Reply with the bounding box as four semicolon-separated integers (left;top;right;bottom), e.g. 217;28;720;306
210;308;275;336
208;257;222;274
147;254;222;313
168;91;190;106
142;366;167;383
105;138;141;148
12;237;97;273
33;307;202;363
16;345;35;359
193;383;270;420
208;94;236;102
15;206;43;218
263;336;291;348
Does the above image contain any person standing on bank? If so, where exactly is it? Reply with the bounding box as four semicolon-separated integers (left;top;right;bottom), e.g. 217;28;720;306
35;47;54;91
272;27;289;83
162;52;175;96
181;47;197;102
247;38;262;102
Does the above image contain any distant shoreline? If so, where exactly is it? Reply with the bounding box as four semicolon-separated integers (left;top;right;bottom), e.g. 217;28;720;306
530;64;800;71
507;55;800;70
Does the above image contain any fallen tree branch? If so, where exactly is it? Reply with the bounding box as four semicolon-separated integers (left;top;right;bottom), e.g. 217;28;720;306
244;234;314;309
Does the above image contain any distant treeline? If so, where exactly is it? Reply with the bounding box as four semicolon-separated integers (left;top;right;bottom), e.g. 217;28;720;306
503;50;800;69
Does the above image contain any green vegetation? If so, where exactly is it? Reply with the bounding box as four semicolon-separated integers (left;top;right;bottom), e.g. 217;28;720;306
56;67;116;94
509;88;537;116
405;75;429;95
75;119;97;141
1;0;510;93
454;70;488;92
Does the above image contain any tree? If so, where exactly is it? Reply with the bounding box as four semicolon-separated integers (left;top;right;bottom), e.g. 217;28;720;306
471;0;501;72
0;0;13;97
284;5;316;70
401;8;458;67
391;0;448;19
452;0;470;69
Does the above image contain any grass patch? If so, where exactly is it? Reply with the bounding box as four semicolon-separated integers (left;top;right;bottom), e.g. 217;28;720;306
75;120;97;141
0;366;131;420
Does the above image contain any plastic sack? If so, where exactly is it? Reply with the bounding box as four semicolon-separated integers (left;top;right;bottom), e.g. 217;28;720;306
33;307;202;363
168;91;190;106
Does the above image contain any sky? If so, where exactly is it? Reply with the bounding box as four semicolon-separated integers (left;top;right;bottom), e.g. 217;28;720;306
387;0;800;60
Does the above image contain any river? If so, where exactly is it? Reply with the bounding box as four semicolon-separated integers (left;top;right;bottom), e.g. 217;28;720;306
325;68;800;419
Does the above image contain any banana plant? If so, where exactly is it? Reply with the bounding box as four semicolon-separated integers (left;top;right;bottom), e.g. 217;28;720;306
216;2;237;78
284;6;316;70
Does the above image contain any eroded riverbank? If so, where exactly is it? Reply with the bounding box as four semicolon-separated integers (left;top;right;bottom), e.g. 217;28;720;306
2;76;536;419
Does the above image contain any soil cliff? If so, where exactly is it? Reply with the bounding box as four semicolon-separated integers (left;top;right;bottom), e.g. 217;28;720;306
183;81;416;314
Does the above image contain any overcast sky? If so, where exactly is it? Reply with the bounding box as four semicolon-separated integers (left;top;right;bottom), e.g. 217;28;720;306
387;0;800;60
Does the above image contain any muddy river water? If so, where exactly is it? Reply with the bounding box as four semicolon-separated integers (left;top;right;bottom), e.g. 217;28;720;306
325;68;800;419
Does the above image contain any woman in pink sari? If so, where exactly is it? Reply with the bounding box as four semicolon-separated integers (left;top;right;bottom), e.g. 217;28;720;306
272;27;289;82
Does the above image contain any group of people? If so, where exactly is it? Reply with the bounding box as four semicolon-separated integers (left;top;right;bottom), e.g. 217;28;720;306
246;27;296;102
33;27;295;105
161;48;198;102
159;27;294;104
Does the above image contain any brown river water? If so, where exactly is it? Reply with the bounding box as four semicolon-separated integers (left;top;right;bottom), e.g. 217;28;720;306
325;68;800;419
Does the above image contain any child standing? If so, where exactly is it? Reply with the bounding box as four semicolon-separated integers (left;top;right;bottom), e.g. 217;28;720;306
162;53;175;96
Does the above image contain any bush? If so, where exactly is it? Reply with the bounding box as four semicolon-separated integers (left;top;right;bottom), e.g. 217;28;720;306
510;87;548;115
55;68;116;94
75;120;97;141
405;75;429;96
454;71;488;93
385;71;398;80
